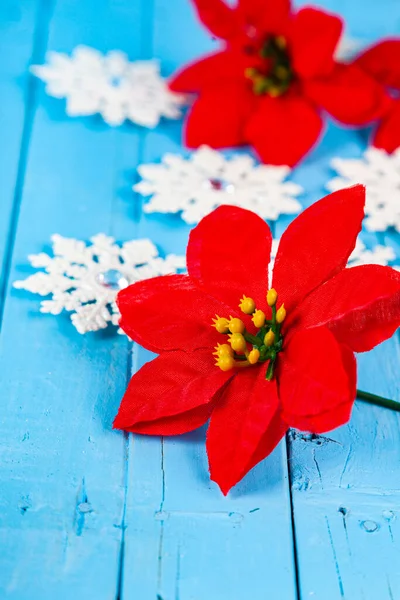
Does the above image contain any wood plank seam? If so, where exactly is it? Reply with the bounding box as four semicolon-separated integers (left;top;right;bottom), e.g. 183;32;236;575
115;432;130;600
0;0;55;332
286;434;302;600
117;0;159;597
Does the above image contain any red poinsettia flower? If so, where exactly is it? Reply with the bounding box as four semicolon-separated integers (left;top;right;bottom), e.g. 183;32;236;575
113;185;400;494
355;39;400;153
168;0;389;166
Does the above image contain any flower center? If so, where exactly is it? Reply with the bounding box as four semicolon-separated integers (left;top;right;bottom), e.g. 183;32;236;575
245;36;294;97
212;289;286;380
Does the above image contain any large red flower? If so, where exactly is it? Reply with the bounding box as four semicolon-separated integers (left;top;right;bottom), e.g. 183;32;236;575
355;39;400;153
114;185;400;494
168;0;389;166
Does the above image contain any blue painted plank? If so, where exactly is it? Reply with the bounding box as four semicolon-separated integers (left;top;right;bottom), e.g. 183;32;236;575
273;1;400;589
296;0;400;40
120;0;298;598
289;339;400;600
123;353;297;600
0;0;49;315
1;0;400;598
0;0;152;597
274;121;400;598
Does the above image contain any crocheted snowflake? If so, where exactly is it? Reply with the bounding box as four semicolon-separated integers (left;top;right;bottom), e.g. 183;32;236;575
327;148;400;233
134;146;303;224
14;234;185;334
31;46;184;127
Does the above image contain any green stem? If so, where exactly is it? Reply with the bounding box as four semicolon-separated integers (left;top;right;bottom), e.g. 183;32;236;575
265;359;275;381
271;305;276;330
243;331;260;346
357;389;400;412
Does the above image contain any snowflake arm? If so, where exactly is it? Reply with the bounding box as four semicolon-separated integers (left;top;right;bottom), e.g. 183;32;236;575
348;239;397;266
327;148;400;233
32;46;185;128
270;236;399;273
14;235;185;334
334;36;363;61
134;146;303;225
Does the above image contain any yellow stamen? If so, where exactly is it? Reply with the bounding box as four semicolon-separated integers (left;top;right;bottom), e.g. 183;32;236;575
264;330;275;347
228;317;245;334
216;355;235;372
235;360;250;368
213;343;234;358
212;291;285;376
248;348;260;365
239;295;256;315
275;35;287;49
276;304;286;324
266;288;278;307
229;332;247;353
245;67;257;79
253;76;269;95
212;315;230;334
252;309;266;328
268;86;281;98
275;65;289;80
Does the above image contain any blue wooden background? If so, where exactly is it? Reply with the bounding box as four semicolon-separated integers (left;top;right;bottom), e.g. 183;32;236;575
1;1;400;598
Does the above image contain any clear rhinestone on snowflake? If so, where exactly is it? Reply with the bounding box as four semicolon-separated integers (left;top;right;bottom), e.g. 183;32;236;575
96;269;129;290
204;177;236;194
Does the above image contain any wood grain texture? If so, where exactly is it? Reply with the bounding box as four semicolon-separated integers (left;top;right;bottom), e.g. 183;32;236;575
288;339;400;600
275;130;400;600
0;0;49;320
0;0;143;597
120;0;298;597
0;0;400;599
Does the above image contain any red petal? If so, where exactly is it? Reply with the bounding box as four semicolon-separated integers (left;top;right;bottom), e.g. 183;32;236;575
113;349;233;434
191;0;241;40
206;369;285;494
128;404;216;436
245;94;323;166
184;83;254;149
279;327;356;425
273;185;365;313
304;64;390;125
373;100;400;153
355;39;400;90
117;274;230;353
290;7;342;78
169;51;244;93
237;0;291;34
187;205;272;309
243;411;288;473
291;265;400;352
287;400;354;434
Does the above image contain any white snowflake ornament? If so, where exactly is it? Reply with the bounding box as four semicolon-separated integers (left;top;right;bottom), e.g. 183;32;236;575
134;146;303;224
31;46;184;127
334;36;362;61
348;239;397;267
14;234;185;334
270;237;398;274
327;148;400;233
